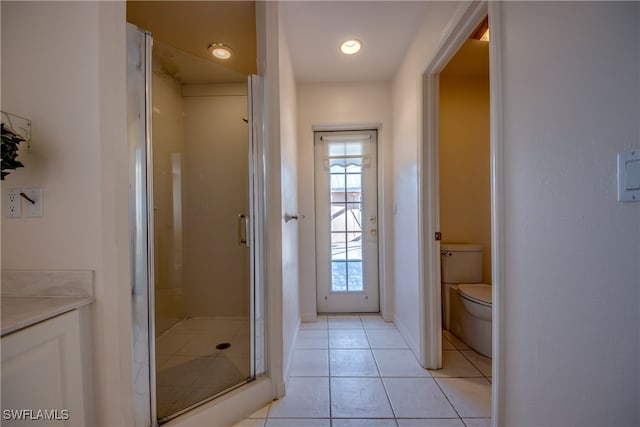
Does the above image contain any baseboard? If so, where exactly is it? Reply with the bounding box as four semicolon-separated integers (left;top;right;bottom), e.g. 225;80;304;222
274;379;286;400
393;315;420;360
301;312;318;323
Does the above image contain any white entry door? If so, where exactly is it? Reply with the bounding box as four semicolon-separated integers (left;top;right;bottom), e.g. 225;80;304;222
315;130;379;313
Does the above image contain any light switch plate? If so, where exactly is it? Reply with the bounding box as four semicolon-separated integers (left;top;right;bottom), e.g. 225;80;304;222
22;188;43;217
618;150;640;202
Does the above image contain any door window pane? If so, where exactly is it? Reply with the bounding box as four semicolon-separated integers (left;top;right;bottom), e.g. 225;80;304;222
331;232;347;260
331;261;347;291
331;204;347;232
345;203;362;233
347;261;363;291
330;173;346;192
347;234;362;260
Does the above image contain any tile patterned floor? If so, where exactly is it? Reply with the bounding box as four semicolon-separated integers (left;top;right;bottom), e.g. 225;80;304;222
155;317;252;419
233;315;492;427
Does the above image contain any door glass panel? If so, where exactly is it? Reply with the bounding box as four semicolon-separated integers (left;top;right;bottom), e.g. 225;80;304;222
331;204;347;232
329;156;365;292
330;173;346;192
150;39;253;422
347;261;363;291
331;261;347;291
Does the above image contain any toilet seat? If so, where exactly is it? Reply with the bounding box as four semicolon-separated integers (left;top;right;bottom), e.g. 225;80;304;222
457;284;492;307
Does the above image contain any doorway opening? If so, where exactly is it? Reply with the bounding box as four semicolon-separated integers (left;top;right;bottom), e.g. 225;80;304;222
419;1;502;425
438;21;492;346
314;130;380;313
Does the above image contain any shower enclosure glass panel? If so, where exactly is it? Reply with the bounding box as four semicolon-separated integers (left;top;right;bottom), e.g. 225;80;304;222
126;24;152;427
152;41;253;421
127;24;262;425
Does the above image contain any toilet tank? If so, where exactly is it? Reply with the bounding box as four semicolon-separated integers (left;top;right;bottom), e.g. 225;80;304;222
441;243;483;284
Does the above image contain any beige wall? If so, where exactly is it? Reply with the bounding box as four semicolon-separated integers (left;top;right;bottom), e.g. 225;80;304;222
181;84;250;318
2;2;104;271
1;2;134;425
150;78;249;323
439;74;491;283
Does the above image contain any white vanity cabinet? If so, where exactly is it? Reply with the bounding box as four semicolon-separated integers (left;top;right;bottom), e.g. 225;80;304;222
1;306;94;426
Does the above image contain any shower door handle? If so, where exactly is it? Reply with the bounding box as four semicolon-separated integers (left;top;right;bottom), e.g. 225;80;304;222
238;213;248;246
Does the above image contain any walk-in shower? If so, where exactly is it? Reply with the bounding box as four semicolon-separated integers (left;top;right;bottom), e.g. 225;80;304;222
127;23;265;425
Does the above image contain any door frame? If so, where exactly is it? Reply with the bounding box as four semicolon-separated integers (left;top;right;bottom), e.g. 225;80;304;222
311;122;390;318
418;0;503;425
314;129;380;313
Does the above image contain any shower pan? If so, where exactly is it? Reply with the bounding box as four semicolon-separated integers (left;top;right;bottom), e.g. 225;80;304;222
127;24;265;425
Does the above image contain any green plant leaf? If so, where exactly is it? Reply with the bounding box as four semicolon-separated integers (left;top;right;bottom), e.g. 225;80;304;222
1;122;26;180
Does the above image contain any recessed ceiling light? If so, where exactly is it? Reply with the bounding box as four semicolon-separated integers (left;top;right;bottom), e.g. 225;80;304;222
208;43;232;60
340;39;362;55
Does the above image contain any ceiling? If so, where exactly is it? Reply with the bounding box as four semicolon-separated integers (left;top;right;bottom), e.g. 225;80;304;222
126;1;487;85
441;39;490;77
281;1;430;83
127;1;256;83
151;40;248;84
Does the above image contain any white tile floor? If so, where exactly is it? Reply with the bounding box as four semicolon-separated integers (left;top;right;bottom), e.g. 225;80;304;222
233;315;491;427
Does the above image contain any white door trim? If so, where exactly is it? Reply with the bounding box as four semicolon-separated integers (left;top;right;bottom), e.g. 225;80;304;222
418;1;503;425
260;0;286;400
487;2;505;424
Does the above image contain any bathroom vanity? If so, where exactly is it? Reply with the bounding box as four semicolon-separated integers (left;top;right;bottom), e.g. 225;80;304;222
1;270;95;426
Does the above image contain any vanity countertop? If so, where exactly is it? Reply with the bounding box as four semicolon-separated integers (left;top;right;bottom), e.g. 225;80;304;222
1;269;95;337
1;296;94;337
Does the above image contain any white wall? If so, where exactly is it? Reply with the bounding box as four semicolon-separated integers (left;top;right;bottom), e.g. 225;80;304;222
1;2;133;425
296;82;393;320
439;74;491;284
498;2;640;425
277;13;300;380
391;0;460;357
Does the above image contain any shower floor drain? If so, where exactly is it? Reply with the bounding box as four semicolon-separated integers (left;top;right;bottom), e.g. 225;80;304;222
216;342;231;350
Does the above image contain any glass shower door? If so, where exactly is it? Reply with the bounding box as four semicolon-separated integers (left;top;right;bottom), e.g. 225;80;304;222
127;23;262;425
151;40;254;422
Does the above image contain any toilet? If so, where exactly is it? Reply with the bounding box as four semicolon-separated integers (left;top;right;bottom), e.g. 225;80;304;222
441;243;492;357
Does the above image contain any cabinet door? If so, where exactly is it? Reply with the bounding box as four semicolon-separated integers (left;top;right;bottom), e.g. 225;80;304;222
1;309;93;426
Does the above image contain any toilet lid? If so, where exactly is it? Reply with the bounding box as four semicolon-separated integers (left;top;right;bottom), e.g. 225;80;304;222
458;284;492;306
